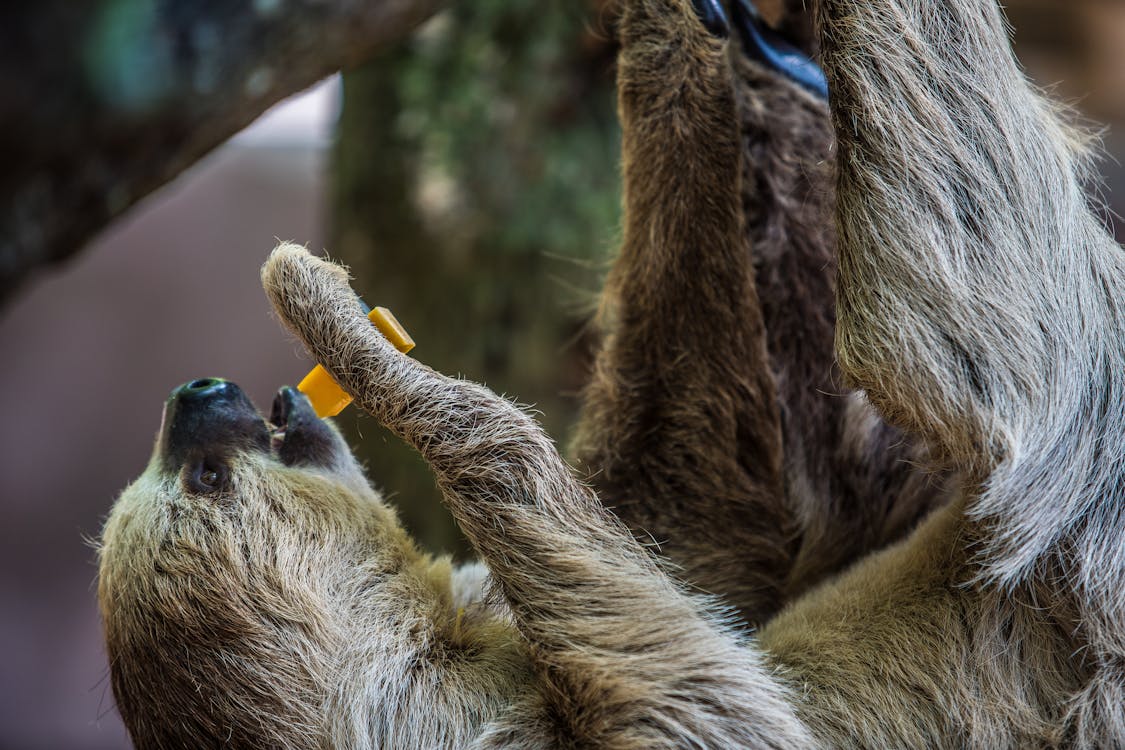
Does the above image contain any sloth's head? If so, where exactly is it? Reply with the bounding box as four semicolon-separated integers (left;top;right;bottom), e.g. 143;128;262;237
98;378;425;748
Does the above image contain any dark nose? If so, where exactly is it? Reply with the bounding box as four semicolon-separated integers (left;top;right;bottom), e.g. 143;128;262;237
160;379;269;471
178;377;228;396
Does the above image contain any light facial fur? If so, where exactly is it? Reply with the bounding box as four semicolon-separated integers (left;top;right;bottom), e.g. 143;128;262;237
99;0;1125;746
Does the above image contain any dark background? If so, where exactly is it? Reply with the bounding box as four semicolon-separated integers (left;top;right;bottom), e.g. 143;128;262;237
2;1;1124;746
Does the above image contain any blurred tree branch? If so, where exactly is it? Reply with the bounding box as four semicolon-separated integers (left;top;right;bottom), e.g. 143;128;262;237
0;0;446;306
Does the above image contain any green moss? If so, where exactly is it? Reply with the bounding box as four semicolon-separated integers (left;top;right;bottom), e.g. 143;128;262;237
331;2;620;557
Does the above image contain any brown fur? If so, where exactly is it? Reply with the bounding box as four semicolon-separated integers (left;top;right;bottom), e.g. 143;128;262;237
572;20;951;621
732;54;955;595
99;0;1125;746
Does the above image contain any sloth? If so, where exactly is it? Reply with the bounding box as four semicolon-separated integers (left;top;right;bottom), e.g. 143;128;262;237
98;0;1125;746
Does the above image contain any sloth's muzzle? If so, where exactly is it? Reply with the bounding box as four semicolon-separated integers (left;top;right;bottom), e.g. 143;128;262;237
160;379;269;472
159;379;340;474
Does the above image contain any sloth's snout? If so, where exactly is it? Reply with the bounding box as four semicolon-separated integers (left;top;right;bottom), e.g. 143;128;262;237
177;378;233;399
160;378;270;472
268;386;343;469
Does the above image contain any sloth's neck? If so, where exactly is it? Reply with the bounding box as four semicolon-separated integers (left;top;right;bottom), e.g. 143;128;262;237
324;545;536;748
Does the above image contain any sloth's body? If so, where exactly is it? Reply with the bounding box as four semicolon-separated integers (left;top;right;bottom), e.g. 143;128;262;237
99;0;1125;747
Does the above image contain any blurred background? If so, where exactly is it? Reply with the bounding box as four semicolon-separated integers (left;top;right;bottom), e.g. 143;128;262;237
1;0;1124;746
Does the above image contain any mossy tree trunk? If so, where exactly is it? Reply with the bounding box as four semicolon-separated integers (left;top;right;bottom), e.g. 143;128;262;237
329;2;620;557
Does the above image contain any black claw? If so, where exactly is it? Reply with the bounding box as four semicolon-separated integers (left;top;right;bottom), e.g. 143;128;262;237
732;0;828;100
691;0;730;39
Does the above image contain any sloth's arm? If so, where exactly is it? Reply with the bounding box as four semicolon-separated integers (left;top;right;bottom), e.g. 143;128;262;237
576;0;949;610
263;243;816;748
820;0;1125;583
570;0;796;625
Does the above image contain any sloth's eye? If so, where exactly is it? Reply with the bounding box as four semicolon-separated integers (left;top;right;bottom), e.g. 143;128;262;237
185;458;229;494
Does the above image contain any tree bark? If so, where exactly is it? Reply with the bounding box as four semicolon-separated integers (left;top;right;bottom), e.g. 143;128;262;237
0;0;446;305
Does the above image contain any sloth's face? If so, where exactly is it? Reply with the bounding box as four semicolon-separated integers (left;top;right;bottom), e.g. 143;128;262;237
104;379;381;554
97;380;410;745
155;378;364;493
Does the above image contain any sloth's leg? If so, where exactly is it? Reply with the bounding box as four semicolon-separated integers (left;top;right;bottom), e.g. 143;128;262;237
570;0;798;626
819;0;1125;592
263;243;815;748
